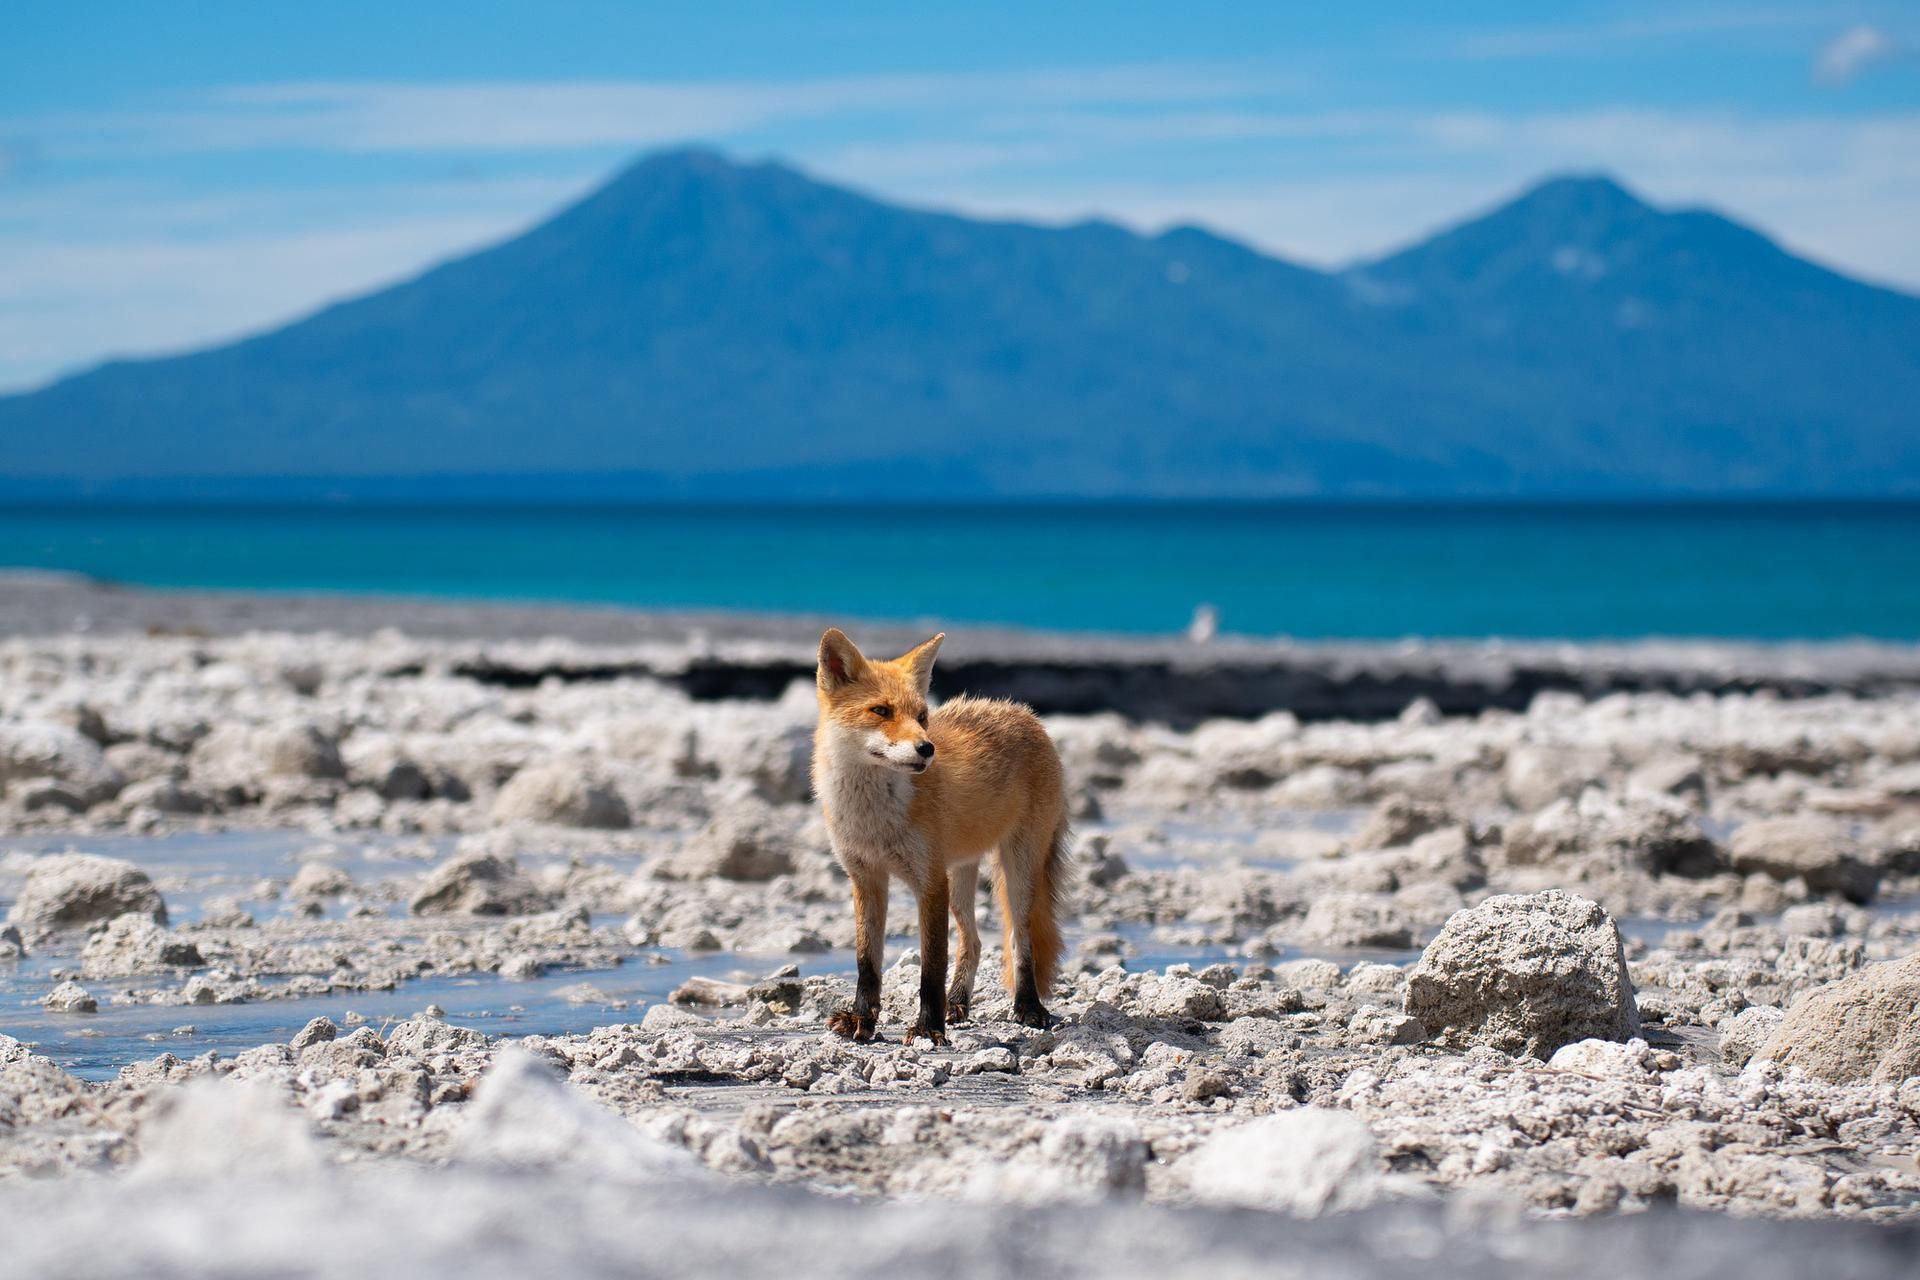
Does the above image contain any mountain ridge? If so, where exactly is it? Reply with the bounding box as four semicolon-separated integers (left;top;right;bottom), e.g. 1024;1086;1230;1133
5;148;1918;498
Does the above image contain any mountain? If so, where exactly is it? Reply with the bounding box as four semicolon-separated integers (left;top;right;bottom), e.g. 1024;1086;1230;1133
4;151;1919;498
1346;176;1920;490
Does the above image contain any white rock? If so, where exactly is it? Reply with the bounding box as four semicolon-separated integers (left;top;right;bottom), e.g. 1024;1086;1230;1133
1274;958;1344;990
1504;743;1611;811
1758;954;1920;1082
455;1047;702;1183
132;1077;323;1180
80;914;202;977
385;1017;487;1059
491;762;630;829
1350;1006;1424;1046
1135;974;1226;1021
290;1016;340;1050
1729;816;1879;903
8;853;167;932
1718;1006;1785;1070
191;722;345;793
499;953;545;980
1350;796;1454;850
1405;889;1637;1057
289;862;354;899
0;719;125;808
661;804;799;882
411;851;554;917
973;1114;1147;1204
1302;894;1414;949
1547;1037;1660;1077
116;776;214;815
42;980;97;1013
1181;1109;1382;1215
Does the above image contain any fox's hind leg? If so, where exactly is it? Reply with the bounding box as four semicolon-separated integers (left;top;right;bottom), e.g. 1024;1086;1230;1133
945;859;981;1023
992;825;1060;1029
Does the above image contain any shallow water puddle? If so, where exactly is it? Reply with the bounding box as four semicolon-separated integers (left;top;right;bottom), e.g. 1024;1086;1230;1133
3;945;853;1082
1615;914;1701;949
1082;807;1364;873
1094;921;1421;972
2;829;446;925
0;829;830;1078
0;829;663;925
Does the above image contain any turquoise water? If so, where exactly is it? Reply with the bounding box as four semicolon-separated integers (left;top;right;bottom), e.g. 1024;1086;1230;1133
4;502;1920;640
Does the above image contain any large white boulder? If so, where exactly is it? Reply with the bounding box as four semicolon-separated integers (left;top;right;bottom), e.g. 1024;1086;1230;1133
1405;889;1637;1057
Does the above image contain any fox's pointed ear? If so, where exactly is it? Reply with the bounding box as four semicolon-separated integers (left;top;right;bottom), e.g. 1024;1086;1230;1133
899;632;945;695
818;628;869;690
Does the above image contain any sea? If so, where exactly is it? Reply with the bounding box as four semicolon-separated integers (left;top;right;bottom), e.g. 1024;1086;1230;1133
3;501;1919;641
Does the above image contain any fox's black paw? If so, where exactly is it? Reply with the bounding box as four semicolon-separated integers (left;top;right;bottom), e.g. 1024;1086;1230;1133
827;1008;878;1042
945;998;972;1025
905;1020;948;1047
1012;1000;1055;1030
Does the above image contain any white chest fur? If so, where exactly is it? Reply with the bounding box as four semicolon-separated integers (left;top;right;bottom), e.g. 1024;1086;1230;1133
818;733;925;877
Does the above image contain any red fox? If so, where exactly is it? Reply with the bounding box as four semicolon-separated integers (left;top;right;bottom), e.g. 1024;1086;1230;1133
812;628;1069;1045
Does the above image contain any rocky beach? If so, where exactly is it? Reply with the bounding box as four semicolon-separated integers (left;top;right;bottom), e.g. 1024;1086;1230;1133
5;576;1920;1274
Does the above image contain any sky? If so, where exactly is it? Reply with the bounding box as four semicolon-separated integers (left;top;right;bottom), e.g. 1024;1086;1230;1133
3;1;1918;392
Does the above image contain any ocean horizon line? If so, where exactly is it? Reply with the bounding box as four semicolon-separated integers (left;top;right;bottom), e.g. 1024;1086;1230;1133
6;493;1920;513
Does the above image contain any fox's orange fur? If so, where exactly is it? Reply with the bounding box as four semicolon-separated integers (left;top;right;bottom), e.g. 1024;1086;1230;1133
812;628;1069;1044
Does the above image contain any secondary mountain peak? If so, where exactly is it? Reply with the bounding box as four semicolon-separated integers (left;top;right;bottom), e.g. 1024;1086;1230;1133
1355;171;1665;286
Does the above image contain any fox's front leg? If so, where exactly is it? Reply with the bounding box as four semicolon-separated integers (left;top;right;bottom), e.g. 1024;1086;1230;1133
905;872;950;1047
828;871;886;1042
945;860;981;1023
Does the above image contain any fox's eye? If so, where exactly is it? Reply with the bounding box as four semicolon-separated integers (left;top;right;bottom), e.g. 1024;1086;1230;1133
870;704;893;719
915;710;929;727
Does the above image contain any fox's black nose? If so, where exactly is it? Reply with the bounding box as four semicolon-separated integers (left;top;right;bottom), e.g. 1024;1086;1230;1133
916;741;935;759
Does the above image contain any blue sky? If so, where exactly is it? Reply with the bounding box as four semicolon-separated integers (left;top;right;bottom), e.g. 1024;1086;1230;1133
3;1;1917;391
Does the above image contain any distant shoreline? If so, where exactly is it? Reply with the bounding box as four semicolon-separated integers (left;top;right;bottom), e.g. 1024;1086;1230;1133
8;573;1920;725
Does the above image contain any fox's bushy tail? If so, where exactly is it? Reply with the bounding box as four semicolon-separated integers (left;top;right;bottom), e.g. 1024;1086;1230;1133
995;816;1073;997
1026;818;1072;996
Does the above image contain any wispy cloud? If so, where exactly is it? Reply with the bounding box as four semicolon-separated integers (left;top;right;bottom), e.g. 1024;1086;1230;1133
1814;24;1917;86
1444;7;1839;59
19;65;1297;158
0;171;593;238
